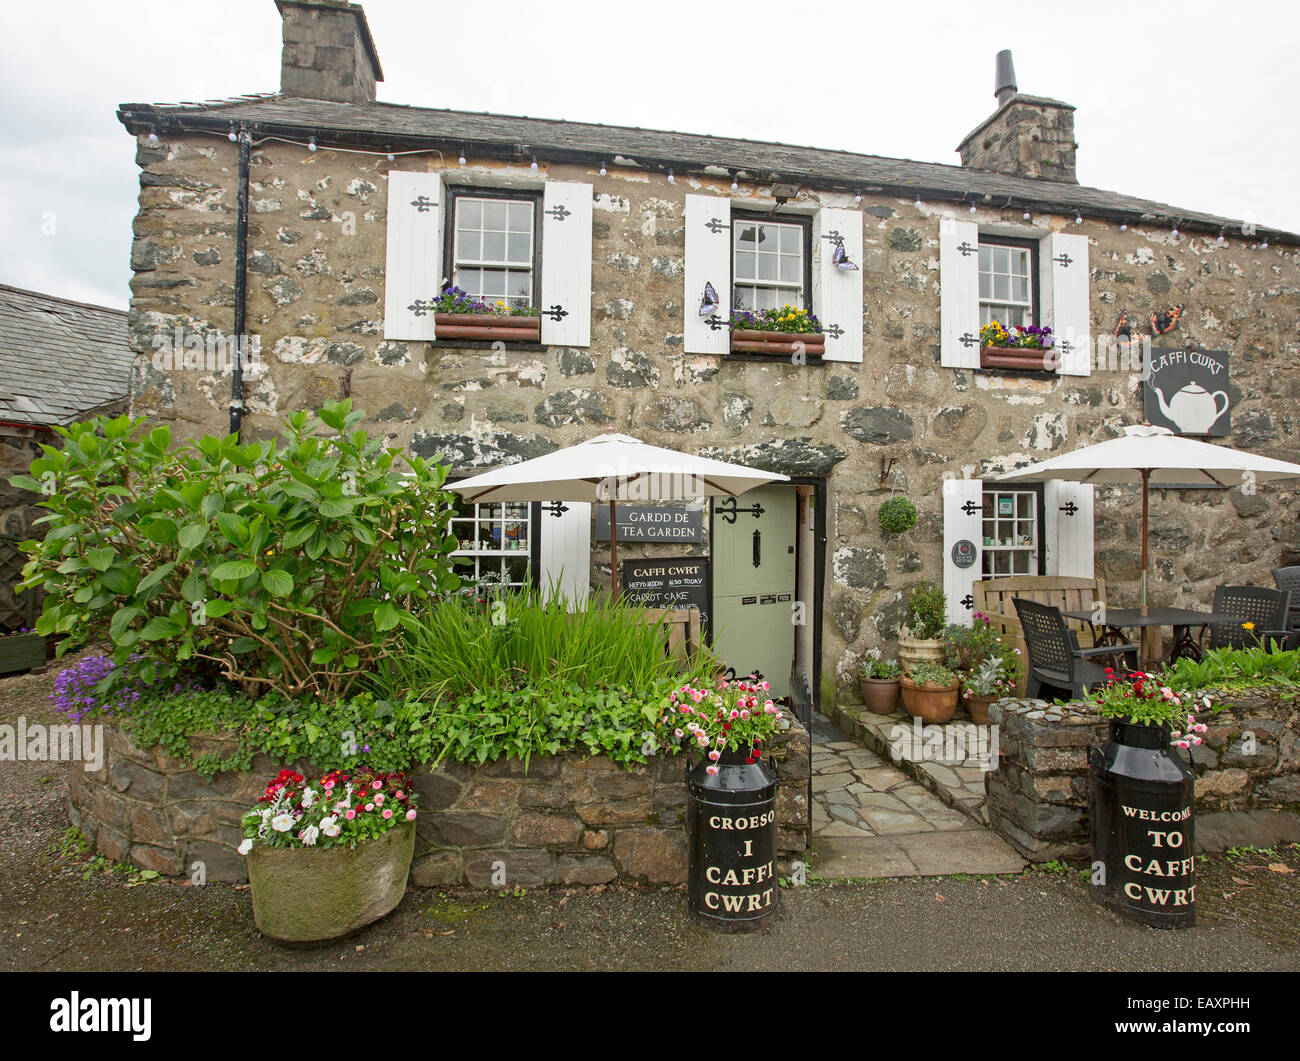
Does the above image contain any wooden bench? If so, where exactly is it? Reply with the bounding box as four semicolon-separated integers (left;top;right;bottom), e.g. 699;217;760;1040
972;576;1108;673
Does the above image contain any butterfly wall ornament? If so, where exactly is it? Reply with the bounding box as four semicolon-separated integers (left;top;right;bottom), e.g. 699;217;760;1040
1150;304;1185;336
1113;310;1139;346
831;242;859;271
699;281;720;317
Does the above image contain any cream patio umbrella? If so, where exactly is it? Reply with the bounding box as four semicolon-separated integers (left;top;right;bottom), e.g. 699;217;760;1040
997;424;1300;609
448;431;790;598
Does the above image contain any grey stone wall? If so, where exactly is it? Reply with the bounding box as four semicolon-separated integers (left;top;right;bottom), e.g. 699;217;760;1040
957;94;1078;183
986;691;1300;861
120;132;1300;709
67;719;810;887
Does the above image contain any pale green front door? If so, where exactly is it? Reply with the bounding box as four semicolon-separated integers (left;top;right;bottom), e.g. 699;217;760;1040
711;484;797;700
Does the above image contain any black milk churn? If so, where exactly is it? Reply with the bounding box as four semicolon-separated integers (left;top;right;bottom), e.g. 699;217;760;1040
686;748;779;932
1089;719;1196;929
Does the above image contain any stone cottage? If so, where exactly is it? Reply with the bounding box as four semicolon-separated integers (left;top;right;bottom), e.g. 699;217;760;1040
115;0;1299;710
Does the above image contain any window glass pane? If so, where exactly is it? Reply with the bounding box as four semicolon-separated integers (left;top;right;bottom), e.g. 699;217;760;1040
455;266;480;294
482;201;508;230
508;201;532;230
1011;249;1029;277
779;226;800;253
757;254;777;281
456;230;481;261
736;225;758;247
508;272;530;299
994;273;1010;300
733;287;754;309
481;270;506;297
754;225;772;246
979;246;991;271
507;233;530;263
979;273;991;300
1012;276;1028;302
458;199;481;228
993;246;1010;274
482;231;506;262
779;256;800;282
735;251;755;279
755;287;778;310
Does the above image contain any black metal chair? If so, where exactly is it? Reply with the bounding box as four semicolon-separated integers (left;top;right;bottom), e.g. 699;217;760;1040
1207;584;1294;651
1013;597;1140;700
1272;567;1300;640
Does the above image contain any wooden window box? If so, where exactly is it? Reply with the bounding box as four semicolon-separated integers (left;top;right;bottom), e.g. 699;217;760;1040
980;345;1055;372
434;313;541;342
0;633;45;676
730;329;825;357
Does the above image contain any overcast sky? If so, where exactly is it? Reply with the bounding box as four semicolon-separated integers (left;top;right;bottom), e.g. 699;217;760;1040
2;0;1297;311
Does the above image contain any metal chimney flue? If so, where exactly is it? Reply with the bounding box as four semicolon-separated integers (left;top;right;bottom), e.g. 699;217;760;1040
994;49;1017;107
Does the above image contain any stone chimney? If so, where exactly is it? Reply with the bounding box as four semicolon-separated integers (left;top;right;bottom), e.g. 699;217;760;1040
956;50;1078;184
276;0;383;104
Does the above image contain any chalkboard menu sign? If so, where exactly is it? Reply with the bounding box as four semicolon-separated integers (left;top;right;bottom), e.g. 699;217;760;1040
622;557;710;636
596;504;704;542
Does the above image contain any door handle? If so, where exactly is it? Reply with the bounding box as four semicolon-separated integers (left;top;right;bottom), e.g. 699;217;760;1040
753;529;761;568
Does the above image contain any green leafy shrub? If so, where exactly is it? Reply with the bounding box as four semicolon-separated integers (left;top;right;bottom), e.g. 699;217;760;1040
877;497;918;535
903;581;947;640
860;658;902;680
13;400;459;702
906;662;958;688
1161;645;1300;700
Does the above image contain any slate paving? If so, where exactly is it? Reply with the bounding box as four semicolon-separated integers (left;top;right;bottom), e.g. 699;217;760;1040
807;712;1024;880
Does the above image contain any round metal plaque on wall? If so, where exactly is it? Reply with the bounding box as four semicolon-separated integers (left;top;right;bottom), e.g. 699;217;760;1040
951;540;977;569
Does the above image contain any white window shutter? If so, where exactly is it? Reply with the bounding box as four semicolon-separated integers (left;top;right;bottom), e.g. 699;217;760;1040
1044;480;1094;577
1045;231;1091;376
939;219;981;369
813;207;864;363
942;477;983;626
684;194;731;355
538;501;591;609
540;181;593;347
383;171;443;341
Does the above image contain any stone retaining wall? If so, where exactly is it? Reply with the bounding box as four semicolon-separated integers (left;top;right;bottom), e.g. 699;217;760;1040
986;690;1300;861
67;720;810;887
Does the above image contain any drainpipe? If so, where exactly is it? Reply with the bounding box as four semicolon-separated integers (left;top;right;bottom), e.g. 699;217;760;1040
230;124;251;439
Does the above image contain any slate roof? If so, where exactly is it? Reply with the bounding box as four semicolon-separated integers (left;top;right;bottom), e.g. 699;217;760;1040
117;93;1300;245
0;285;134;428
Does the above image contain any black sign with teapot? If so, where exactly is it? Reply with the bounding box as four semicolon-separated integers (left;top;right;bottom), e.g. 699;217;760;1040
1143;347;1230;437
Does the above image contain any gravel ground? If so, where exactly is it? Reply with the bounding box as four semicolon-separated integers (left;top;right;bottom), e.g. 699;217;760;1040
3;654;1299;972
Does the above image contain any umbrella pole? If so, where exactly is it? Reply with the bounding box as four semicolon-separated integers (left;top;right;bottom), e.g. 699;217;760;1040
1140;468;1149;615
609;499;619;600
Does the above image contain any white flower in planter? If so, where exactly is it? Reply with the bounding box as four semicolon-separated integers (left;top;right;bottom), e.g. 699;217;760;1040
300;825;320;846
301;787;317;808
271;812;296;833
237;838;254;856
320;815;341;838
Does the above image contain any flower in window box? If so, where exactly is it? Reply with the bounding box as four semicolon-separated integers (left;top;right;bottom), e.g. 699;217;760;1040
429;283;541;341
729;304;825;356
979;320;1056;370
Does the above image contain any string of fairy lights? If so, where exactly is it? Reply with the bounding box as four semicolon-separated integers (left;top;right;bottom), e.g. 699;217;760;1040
138;122;1275;250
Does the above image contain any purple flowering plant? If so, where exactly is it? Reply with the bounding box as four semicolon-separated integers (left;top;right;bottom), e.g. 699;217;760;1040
430;283;538;317
728;304;822;335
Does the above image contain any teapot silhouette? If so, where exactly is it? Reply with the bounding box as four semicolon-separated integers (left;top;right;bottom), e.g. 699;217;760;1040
1152;381;1229;434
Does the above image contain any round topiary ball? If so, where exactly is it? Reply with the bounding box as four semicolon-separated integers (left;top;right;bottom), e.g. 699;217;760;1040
878;497;918;535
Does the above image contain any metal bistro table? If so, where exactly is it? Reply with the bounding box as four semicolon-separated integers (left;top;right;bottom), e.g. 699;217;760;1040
1062;606;1240;667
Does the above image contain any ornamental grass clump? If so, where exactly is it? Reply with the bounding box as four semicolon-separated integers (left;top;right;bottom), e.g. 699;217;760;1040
238;766;417;853
651;676;788;775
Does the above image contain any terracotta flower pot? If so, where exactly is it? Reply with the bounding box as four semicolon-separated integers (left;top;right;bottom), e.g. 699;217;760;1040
980;345;1054;371
899;676;959;724
897;634;946;676
859;676;901;714
730;329;825;357
245;820;415;943
434;312;540;342
964;692;998;725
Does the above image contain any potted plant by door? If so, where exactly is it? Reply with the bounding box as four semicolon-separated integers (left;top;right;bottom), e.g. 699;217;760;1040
729;306;825;357
899;661;960;724
428;283;541;342
238;766;418;943
898;582;948;675
1086;670;1207;929
859;657;902;713
962;656;1007;725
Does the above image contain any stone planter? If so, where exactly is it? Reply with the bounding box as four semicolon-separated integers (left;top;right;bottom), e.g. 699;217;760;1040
980;345;1054;372
964;692;998;725
897;633;946;675
245;820;415;942
0;633;45;676
900;676;959;724
859;676;901;714
434;312;540;342
730;329;825;357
